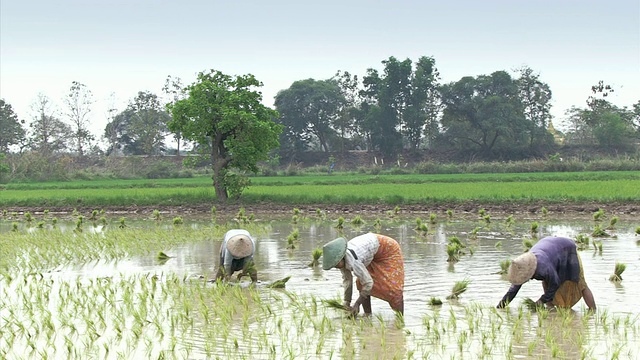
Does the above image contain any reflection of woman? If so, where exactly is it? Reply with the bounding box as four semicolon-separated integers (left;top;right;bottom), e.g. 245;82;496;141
215;229;257;282
497;236;596;310
323;233;405;316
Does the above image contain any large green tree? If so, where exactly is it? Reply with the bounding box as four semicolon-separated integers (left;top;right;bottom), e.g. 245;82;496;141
515;66;554;154
439;71;528;159
167;69;282;201
105;91;170;155
274;78;344;158
0;99;26;153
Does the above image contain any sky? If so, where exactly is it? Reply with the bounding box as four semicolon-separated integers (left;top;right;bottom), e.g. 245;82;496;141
1;0;639;145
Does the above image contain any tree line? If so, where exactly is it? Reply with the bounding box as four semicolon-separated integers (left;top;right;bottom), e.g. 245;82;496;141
1;56;639;199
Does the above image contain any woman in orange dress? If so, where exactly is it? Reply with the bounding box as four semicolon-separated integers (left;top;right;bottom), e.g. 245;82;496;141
323;233;405;316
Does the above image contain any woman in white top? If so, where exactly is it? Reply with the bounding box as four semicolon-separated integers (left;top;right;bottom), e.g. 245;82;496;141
323;233;405;316
215;229;257;282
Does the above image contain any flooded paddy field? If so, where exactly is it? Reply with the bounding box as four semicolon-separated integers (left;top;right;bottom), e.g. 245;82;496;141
1;209;639;359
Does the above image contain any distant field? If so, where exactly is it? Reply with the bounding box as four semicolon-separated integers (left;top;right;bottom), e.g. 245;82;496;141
1;171;639;208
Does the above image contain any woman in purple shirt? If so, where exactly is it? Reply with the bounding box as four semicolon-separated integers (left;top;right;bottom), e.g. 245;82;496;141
497;236;596;310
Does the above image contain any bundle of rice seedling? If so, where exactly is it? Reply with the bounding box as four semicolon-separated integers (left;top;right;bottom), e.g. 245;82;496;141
522;297;538;312
428;297;443;306
267;276;291;288
446;278;471;299
322;299;350;312
609;262;626;282
308;248;323;267
497;259;511;275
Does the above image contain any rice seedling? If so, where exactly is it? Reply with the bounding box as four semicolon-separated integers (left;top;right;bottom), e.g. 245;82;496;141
575;234;590;250
522;298;540;312
505;215;515;227
287;229;299;249
523;239;534;251
267;276;291;288
446;278;470;300
607;216;619;230
530;221;539;234
483;214;491;224
172;216;183;225
36;221;45;229
592;224;610;237
593;240;603;253
89;209;99;221
373;218;382;230
593;208;605;222
446;243;461;263
446;209;454;219
152;209;161;221
335;216;345;230
11;222;18;232
497;259;511;275
541;207;548;216
609;262;626;282
394;206;401;215
414;217;423;230
322;299;350;312
291;214;299;224
494;241;502;249
429;213;437;224
118;217;127;228
478;208;486;217
470;226;481;240
157;251;172;261
635;226;640;235
308;248;322;267
351;215;364;226
428;297;443;306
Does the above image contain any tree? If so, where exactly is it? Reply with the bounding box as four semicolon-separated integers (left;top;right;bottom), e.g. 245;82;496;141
0;99;26;153
563;82;637;151
274;78;344;157
362;57;412;157
106;91;170;155
439;71;528;160
163;75;188;155
515;66;554;153
333;70;365;152
404;56;442;150
64;81;94;156
28;94;72;153
167;69;282;201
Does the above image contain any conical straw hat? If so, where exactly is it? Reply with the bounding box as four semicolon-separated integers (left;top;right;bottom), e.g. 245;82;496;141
322;237;347;270
508;252;537;285
227;234;253;258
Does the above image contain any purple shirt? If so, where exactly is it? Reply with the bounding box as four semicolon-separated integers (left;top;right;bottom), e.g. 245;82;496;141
500;236;580;305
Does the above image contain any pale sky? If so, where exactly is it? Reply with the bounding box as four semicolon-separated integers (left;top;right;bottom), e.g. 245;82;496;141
1;0;639;143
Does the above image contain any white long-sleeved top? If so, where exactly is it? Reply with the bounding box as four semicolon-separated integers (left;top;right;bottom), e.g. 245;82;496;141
340;233;380;304
221;229;255;275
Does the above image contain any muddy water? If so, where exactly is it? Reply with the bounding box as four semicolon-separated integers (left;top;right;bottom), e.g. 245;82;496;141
5;214;639;359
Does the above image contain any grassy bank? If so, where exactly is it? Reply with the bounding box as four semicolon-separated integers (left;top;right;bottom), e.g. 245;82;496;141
1;171;639;209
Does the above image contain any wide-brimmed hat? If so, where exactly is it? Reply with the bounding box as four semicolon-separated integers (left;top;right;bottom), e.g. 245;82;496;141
227;234;254;258
322;237;347;270
508;252;537;285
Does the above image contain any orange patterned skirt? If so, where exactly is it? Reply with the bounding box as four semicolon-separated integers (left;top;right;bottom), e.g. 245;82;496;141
356;234;405;309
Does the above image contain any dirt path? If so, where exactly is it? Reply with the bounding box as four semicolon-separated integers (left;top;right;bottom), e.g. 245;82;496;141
7;201;638;220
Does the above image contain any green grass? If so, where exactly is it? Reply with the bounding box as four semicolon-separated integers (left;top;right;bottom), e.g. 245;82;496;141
1;171;639;208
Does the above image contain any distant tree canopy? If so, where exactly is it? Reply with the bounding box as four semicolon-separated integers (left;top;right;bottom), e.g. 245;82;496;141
0;98;26;153
1;55;638;168
167;69;282;201
105;91;170;155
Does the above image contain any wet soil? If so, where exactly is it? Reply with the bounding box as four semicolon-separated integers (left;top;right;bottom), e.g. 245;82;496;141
9;201;639;219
